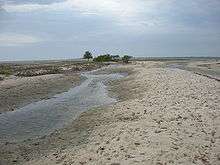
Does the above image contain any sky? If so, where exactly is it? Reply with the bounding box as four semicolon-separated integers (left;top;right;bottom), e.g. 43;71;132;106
0;0;220;61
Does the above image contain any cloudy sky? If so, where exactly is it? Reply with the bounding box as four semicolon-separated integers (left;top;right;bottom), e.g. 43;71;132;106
0;0;220;61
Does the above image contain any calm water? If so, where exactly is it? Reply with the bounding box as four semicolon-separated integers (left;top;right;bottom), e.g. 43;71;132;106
0;69;124;142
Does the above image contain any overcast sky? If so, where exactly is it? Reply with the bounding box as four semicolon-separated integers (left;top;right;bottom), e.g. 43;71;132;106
0;0;220;61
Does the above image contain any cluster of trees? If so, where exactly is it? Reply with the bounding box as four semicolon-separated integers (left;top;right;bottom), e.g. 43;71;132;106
83;51;132;63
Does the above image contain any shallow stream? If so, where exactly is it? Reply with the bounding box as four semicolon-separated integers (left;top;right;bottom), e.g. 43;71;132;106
0;69;124;142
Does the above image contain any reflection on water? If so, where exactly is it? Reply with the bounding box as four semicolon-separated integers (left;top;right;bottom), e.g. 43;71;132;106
0;70;124;142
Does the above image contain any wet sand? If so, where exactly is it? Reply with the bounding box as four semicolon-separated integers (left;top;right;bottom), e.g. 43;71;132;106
1;61;220;165
0;61;108;113
0;70;124;143
0;73;82;113
0;65;126;164
164;59;220;81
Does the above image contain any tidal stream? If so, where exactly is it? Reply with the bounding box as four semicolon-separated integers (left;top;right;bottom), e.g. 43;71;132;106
0;69;124;142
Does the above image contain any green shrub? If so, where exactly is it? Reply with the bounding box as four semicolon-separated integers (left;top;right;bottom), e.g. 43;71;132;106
93;54;113;62
0;66;13;76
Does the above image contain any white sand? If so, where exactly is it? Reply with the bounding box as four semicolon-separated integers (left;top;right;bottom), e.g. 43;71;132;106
26;62;220;165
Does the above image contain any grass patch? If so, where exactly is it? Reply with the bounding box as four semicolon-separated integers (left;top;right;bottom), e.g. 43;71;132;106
0;65;13;76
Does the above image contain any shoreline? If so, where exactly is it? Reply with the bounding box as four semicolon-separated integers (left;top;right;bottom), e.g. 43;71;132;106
164;59;220;81
0;61;219;165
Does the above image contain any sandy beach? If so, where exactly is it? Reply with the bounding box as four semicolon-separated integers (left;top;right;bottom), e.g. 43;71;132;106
1;0;220;164
1;61;219;165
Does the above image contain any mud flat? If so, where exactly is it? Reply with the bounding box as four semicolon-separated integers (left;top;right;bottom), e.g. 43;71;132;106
164;58;220;81
1;61;220;165
0;74;82;113
0;65;126;164
0;61;107;113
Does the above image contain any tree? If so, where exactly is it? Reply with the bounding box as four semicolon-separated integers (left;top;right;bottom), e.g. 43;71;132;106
122;55;132;63
83;51;93;61
111;55;121;62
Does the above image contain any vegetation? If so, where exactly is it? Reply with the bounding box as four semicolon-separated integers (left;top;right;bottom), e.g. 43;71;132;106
111;55;121;62
82;50;133;63
16;67;62;77
0;65;13;76
93;54;113;62
122;55;132;63
83;51;93;61
93;54;122;62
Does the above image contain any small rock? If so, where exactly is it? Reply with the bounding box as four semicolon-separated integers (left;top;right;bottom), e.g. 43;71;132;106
160;126;167;130
177;121;182;125
211;138;215;143
33;142;40;146
172;146;179;150
125;154;135;158
155;129;162;133
4;142;9;145
217;153;220;160
99;147;105;151
134;142;141;146
211;130;216;137
116;137;120;141
79;161;86;165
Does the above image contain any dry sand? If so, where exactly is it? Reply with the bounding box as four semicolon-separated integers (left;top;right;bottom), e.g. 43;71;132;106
20;62;220;165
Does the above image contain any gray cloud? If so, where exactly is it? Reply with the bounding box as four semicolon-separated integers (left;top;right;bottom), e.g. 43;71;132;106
0;0;219;60
2;0;64;5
